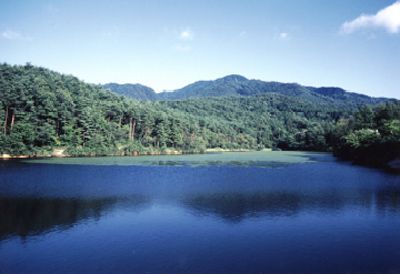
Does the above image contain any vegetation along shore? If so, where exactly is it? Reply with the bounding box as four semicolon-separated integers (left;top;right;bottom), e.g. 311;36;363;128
1;63;399;169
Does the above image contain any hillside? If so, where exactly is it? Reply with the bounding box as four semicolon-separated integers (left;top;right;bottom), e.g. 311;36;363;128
105;75;393;107
103;83;157;100
0;63;217;155
1;63;398;161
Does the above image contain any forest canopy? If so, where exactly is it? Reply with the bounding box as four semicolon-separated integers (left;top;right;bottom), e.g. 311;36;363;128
0;63;399;167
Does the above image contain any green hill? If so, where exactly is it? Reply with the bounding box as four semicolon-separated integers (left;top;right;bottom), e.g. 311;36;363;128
103;83;157;100
106;74;393;108
1;63;398;165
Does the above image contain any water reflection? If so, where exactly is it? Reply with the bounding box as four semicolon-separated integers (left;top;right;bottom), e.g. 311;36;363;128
183;189;400;221
375;188;400;214
0;195;148;240
1;158;400;242
1;154;400;273
2;188;400;241
184;192;304;220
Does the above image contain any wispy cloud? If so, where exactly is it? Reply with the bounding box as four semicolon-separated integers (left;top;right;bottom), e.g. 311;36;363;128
1;30;32;41
172;27;194;52
179;28;194;41
2;30;23;40
341;1;400;34
279;32;289;40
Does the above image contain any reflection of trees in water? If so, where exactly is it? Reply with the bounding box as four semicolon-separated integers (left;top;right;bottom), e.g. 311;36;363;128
1;188;399;238
375;188;400;215
0;195;148;240
183;189;400;222
185;192;303;221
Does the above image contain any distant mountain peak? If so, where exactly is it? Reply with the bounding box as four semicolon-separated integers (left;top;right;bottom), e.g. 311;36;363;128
104;75;390;106
217;74;248;82
103;83;156;100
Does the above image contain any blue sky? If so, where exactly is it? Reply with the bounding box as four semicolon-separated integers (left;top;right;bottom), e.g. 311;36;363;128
0;0;399;98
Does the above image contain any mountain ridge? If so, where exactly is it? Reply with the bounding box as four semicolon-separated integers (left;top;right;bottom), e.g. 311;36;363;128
103;83;157;100
1;63;399;162
104;75;393;106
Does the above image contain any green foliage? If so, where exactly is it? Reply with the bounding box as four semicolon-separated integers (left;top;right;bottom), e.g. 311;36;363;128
107;74;394;108
162;94;353;151
332;103;400;167
381;120;400;140
344;129;380;149
0;64;247;155
103;83;157;100
0;63;398;163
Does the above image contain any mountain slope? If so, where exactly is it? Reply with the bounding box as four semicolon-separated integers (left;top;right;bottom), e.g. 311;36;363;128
162;75;392;105
106;75;393;107
0;64;228;155
1;64;398;157
103;83;157;100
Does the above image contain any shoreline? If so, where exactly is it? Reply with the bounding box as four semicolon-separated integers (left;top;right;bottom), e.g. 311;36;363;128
2;150;398;172
0;147;264;160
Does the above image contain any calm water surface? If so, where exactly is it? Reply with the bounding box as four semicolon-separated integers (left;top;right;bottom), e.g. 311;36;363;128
0;151;400;274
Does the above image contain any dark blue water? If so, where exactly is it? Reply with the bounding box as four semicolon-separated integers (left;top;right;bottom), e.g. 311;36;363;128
1;153;400;273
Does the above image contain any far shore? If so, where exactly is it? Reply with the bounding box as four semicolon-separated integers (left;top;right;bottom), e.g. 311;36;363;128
0;147;273;160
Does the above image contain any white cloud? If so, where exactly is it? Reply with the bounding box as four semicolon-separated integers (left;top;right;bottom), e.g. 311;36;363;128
174;27;194;52
341;1;400;34
179;28;194;40
279;32;289;39
2;30;22;40
1;30;32;41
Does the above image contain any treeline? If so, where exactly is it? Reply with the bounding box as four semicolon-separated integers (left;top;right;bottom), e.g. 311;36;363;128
331;104;400;168
0;63;399;167
0;63;219;155
162;95;354;151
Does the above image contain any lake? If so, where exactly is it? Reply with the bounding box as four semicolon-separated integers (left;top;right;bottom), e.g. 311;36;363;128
1;151;400;274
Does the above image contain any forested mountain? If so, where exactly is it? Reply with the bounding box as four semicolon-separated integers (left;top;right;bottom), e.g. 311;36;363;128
106;75;393;107
103;83;157;100
0;63;399;168
161;95;352;151
0;63;223;155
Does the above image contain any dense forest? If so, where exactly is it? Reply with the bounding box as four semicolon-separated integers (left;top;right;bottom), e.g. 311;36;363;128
0;63;214;156
103;83;157;101
331;104;400;168
0;63;399;168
